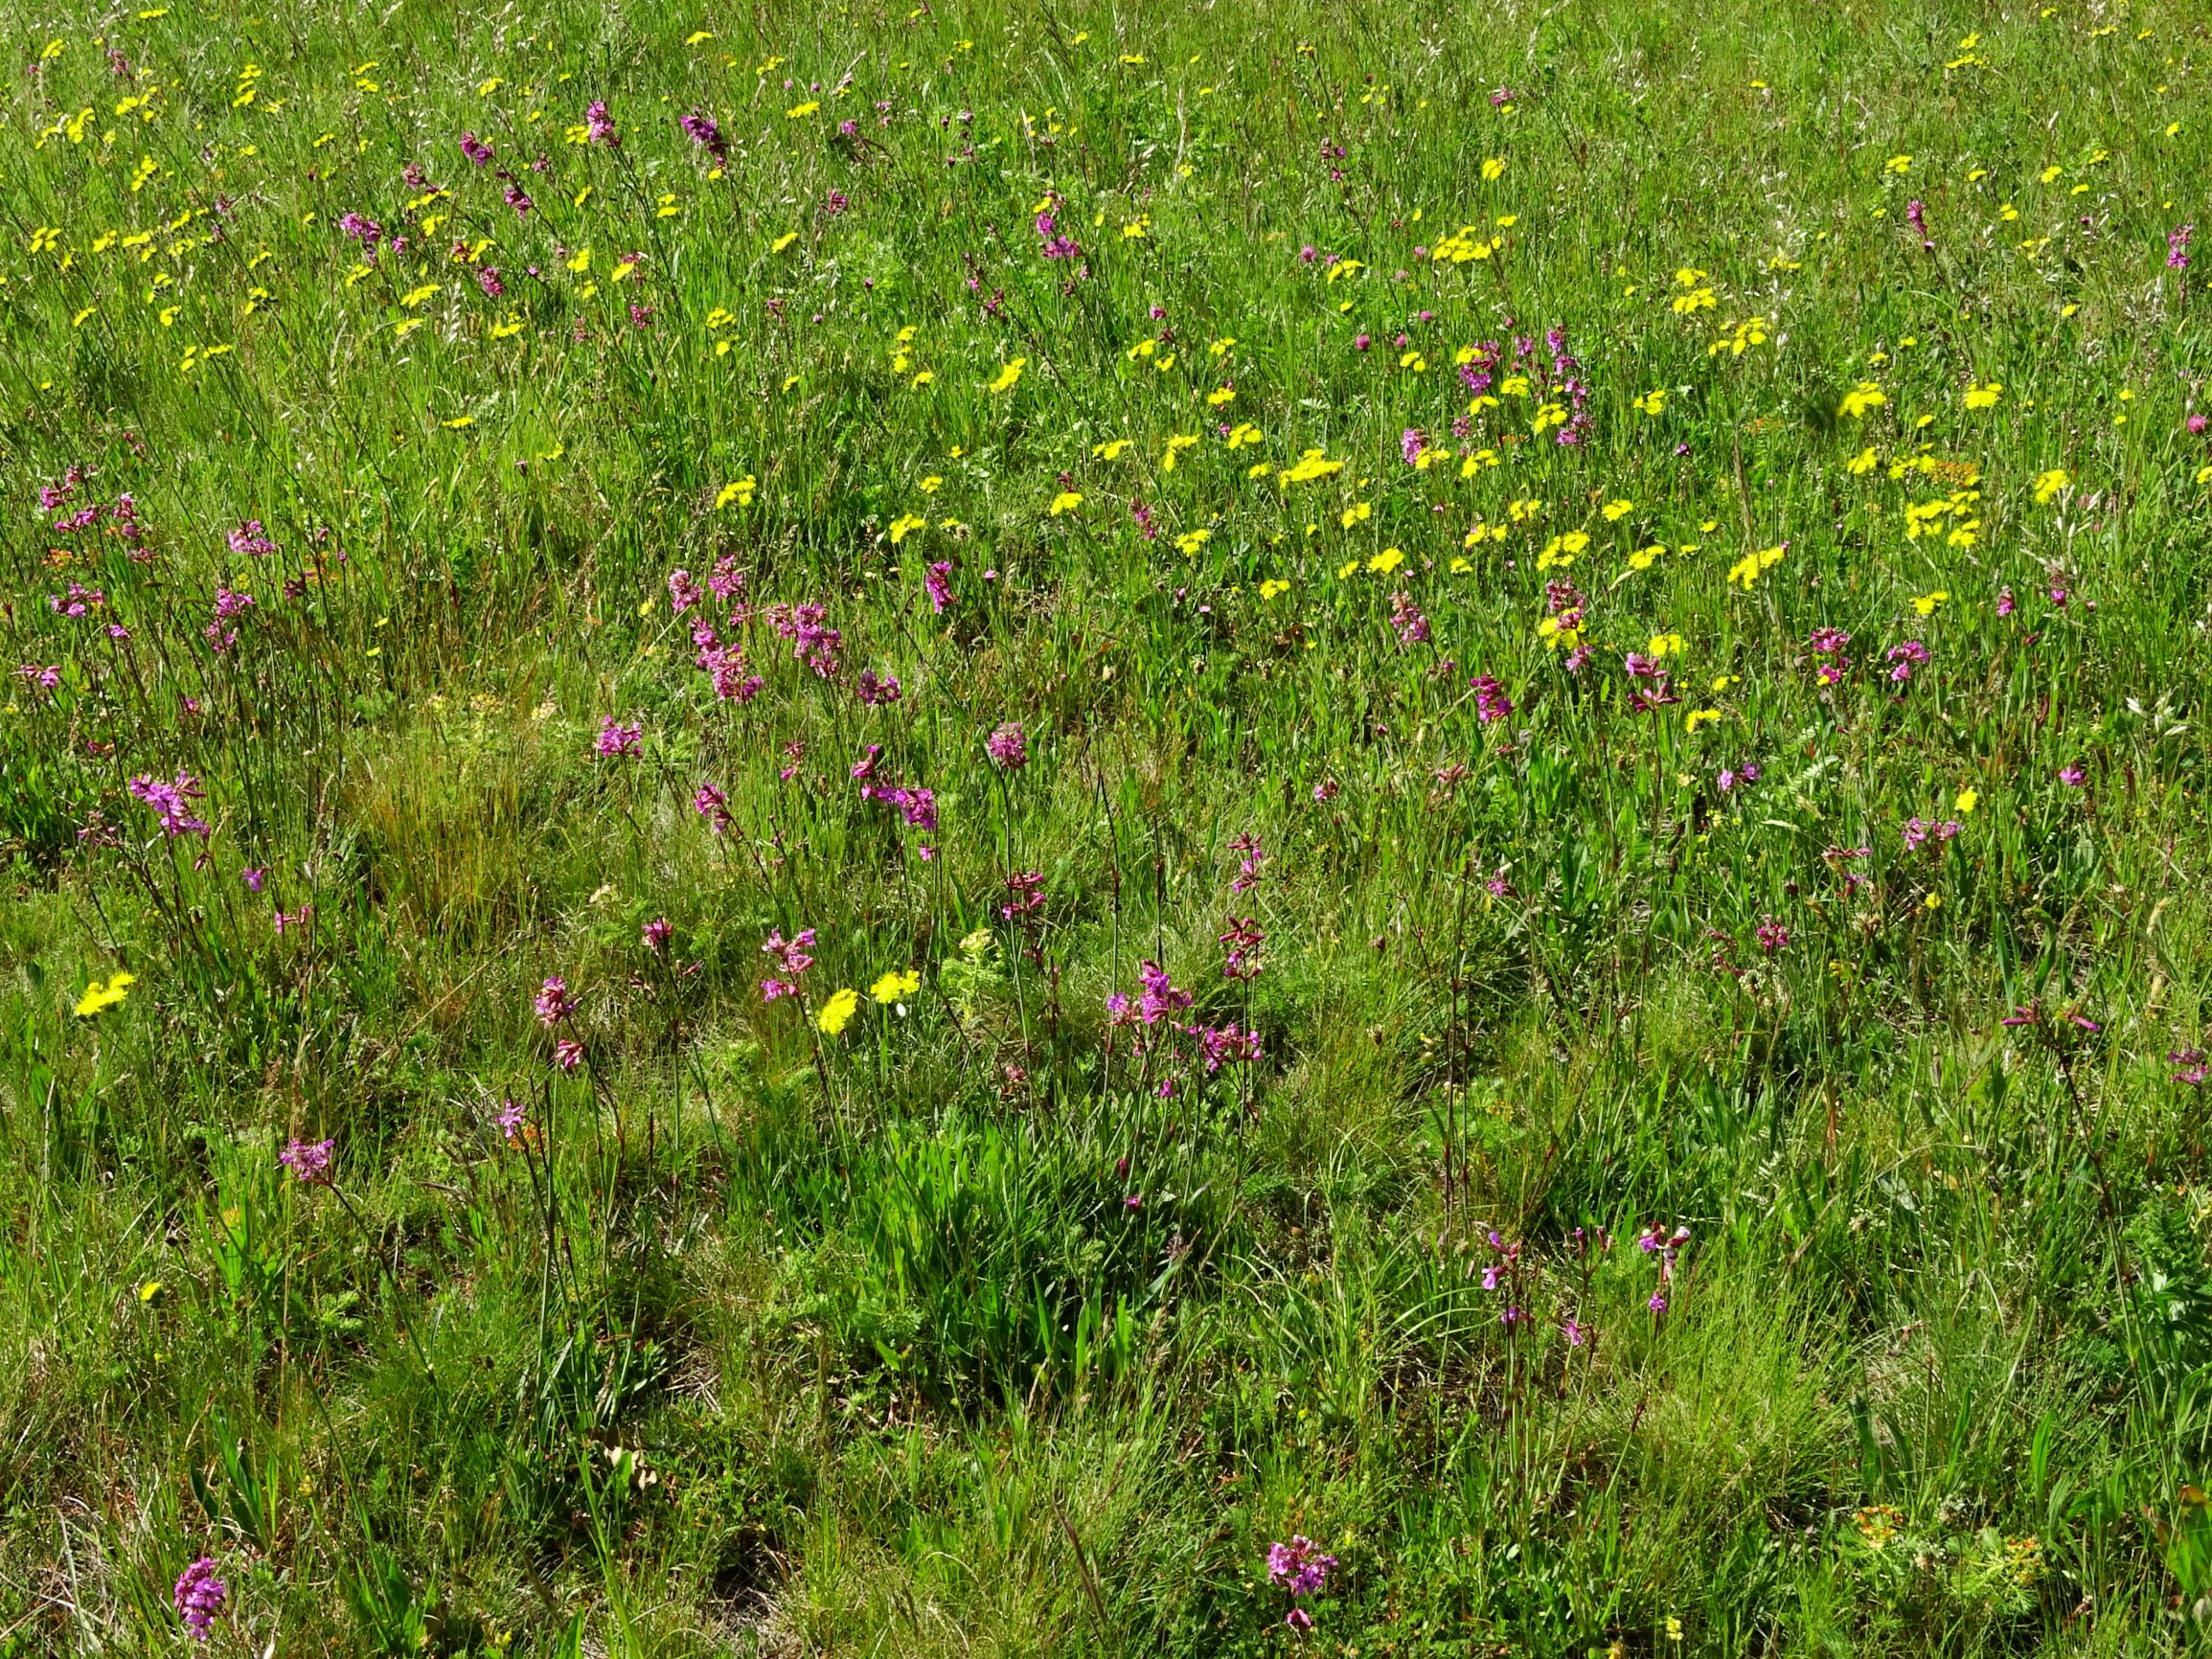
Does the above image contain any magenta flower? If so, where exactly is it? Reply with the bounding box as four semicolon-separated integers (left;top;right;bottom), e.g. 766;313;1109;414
460;130;493;166
986;720;1028;770
1471;674;1513;724
173;1557;227;1640
1266;1535;1340;1599
596;716;642;758
924;559;955;615
643;917;672;953
279;1137;334;1184
127;771;210;838
584;99;620;147
554;1037;583;1071
534;975;575;1027
679;109;727;161
1389;591;1429;647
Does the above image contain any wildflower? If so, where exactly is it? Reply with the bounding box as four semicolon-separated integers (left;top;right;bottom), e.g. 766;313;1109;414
584;99;620;147
477;265;505;298
643;917;671;953
173;1557;227;1641
1267;1536;1340;1598
1229;831;1267;893
1471;674;1514;723
2171;223;2194;270
760;928;817;998
227;518;280;557
74;971;136;1017
534;976;575;1026
693;784;733;833
1756;917;1790;953
460;130;493;166
127;772;210;838
924;559;955;615
871;968;922;1005
1389;591;1430;647
494;1097;529;1143
554;1037;583;1071
2060;763;2087;787
816;988;860;1034
278;1137;335;1184
1886;640;1929;684
1220;915;1266;979
679;108;727;160
596;717;642;757
2170;1048;2207;1085
986;721;1028;769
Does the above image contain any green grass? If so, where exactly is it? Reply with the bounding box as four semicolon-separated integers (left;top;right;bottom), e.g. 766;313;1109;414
4;0;2212;1650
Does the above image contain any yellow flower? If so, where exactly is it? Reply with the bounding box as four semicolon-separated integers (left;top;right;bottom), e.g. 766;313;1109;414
138;1279;164;1303
1602;499;1634;520
1481;156;1505;179
75;970;136;1017
870;968;921;1005
1631;388;1666;416
1955;787;1979;813
1726;544;1786;589
1964;380;2003;409
1049;490;1083;516
1259;579;1289;599
1092;438;1131;459
1924;892;1943;911
1838;382;1886;419
1176;528;1211;554
2033;466;2069;504
816;988;860;1034
1368;548;1404;573
771;231;799;253
988;356;1027;393
888;512;927;545
717;477;758;510
1912;589;1949;616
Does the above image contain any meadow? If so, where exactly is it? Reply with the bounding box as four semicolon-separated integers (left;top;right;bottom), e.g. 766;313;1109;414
3;0;2212;1650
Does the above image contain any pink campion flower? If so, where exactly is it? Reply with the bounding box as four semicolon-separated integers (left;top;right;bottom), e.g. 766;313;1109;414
2060;763;2087;787
1389;591;1430;647
584;99;620;147
668;568;702;615
596;716;642;757
1996;586;2017;617
986;721;1028;769
460;130;493;166
759;928;816;999
278;1137;334;1184
2170;223;2194;270
1229;831;1267;893
2191;414;2210;436
693;783;733;833
127;771;210;837
1266;1536;1339;1598
504;183;534;216
554;1037;583;1071
924;559;954;615
1196;1022;1262;1073
228;519;280;557
1001;870;1045;922
1756;916;1790;954
477;264;505;298
339;212;382;254
1886;640;1929;685
679;109;727;161
1220;915;1266;980
1401;427;1426;466
2169;1048;2207;1086
173;1557;227;1641
1471;674;1513;723
643;917;671;953
534;976;575;1027
855;668;902;705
